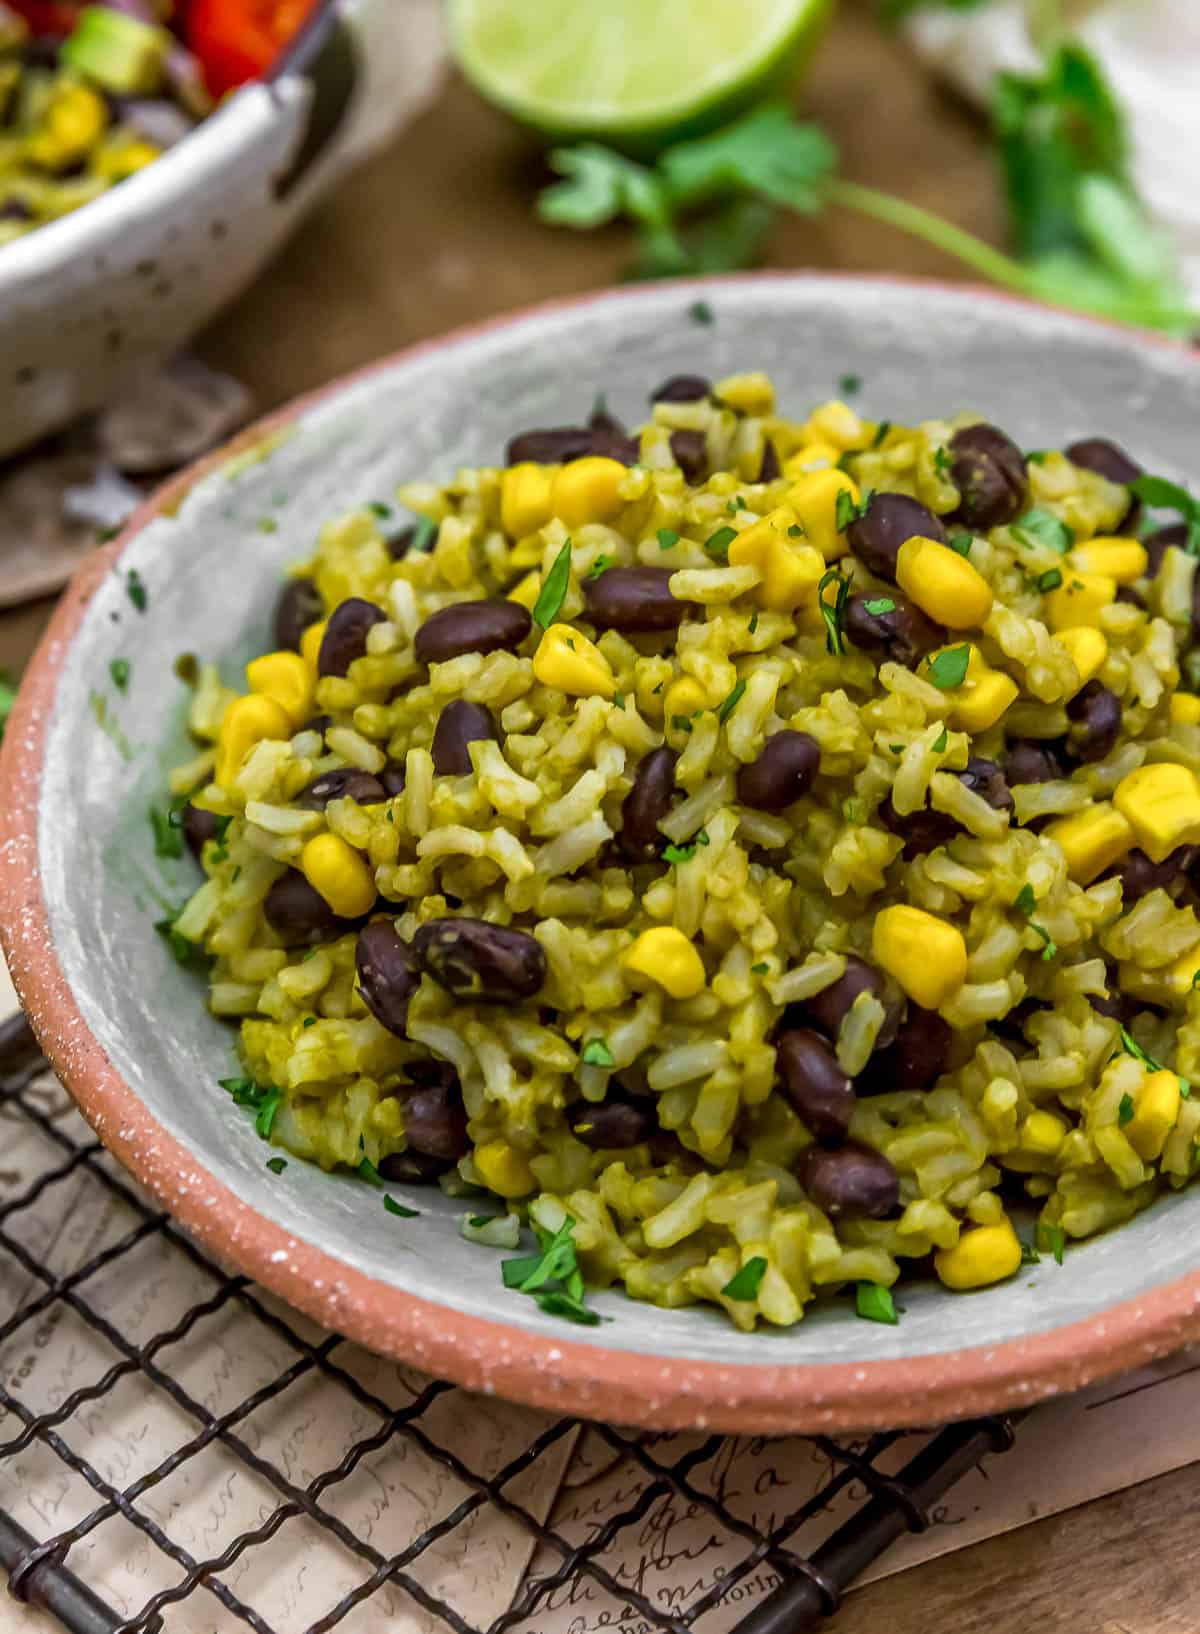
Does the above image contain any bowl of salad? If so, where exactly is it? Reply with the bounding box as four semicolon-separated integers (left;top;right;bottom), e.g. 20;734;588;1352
0;0;446;458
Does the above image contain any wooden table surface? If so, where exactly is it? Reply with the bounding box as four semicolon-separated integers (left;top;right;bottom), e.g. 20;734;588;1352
3;4;1197;1628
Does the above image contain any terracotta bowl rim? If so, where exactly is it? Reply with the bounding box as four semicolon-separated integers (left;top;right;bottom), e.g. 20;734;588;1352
6;270;1200;1433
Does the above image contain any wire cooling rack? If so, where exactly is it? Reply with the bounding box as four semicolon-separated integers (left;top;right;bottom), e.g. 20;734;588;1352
0;1009;1016;1634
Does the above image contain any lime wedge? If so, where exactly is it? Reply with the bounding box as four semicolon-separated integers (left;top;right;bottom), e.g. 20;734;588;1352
449;0;835;151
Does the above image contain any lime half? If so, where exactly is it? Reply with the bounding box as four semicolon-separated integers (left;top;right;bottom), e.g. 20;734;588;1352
449;0;835;151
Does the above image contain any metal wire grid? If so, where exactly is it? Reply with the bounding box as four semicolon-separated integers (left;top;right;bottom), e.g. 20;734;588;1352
0;1011;1016;1634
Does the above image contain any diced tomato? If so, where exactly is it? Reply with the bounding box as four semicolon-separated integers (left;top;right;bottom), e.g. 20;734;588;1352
7;1;83;37
185;0;318;97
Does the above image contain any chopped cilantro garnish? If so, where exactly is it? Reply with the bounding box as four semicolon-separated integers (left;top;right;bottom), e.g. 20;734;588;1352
1020;1237;1041;1266
671;713;694;733
748;613;759;634
1015;507;1075;554
818;566;851;657
1031;922;1057;960
581;1038;615;1068
889;743;903;754
258;517;278;535
266;1157;287;1175
931;727;948;753
1118;1092;1135;1126
721;1256;768;1301
357;1154;384;1186
1182;1080;1192;1100
927;645;971;690
717;679;746;723
302;1016;316;1028
1037;568;1064;592
1128;474;1200;556
705;525;737;559
855;1282;899;1325
1118;1025;1163;1073
871;420;892;449
787;522;805;538
125;569;147;611
109;658;130;692
838;373;862;397
1026;450;1049;465
1036;1223;1066;1266
613;692;626;709
156;909;205;967
751;961;769;974
533;538;573;628
149;803;184;860
219;1075;280;1140
834;487;871;532
255;1090;281;1141
862;597;895;616
688;300;714;326
842;797;865;824
657;528;680;551
384;1195;419;1218
411;515;438;552
368;500;392;519
933;445;951;477
1013;883;1036;915
502;1216;601;1325
662;840;697;865
948;532;973;557
587;553;615;579
469;1214;497;1229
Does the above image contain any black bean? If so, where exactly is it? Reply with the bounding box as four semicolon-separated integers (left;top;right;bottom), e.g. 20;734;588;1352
948;423;1028;530
182;804;218;859
877;797;957;858
273;578;324;653
798;1141;900;1220
414;917;546;1002
583;566;697;633
758;438;781;483
317;597;388;678
670;428;707;483
1005;738;1066;786
1066;438;1141;486
959;756;1014;813
990;996;1048;1048
402;1057;460;1090
300;768;387;809
736;730;820;811
621;746;679;857
413;600;532;666
846;492;946;582
402;1080;470;1160
776;1028;856;1141
1088;989;1144;1026
571;1097;656;1149
379;762;407;797
355;921;420;1037
1066;681;1121;763
798;956;900;1051
588;402;625;434
1110;845;1199;904
387;526;415;561
1145;522;1188;579
651;375;710;403
590;428;641;465
431;699;497;775
264;871;349;946
378;1150;449;1184
844;591;945;667
505;425;638;466
858;1005;952;1094
302;713;333;739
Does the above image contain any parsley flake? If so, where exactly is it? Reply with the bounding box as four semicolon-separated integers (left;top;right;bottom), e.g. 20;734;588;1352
1118;1025;1164;1073
156;909;205;967
411;515;439;552
717;679;746;723
933;446;951;477
657;528;680;551
502;1216;602;1325
931;727;948;753
613;692;626;710
109;657;130;692
671;713;694;733
1118;1092;1135;1126
838;373;862;397
1031;922;1057;960
1036;1223;1066;1266
834;487;871;532
948;533;974;557
1037;568;1064;592
533;538;574;628
1013;884;1037;916
1020;1237;1041;1266
384;1195;419;1218
1015;507;1075;554
149;803;184;860
587;553;614;579
125;569;147;612
357;1154;384;1187
748;613;759;634
662;840;697;865
927;645;971;690
751;961;769;974
855;1283;899;1325
787;523;805;538
862;597;895;616
581;1038;615;1068
721;1256;768;1301
818;566;852;657
368;500;392;519
705;525;737;559
688;300;714;326
1129;474;1200;556
266;1157;287;1175
871;420;892;449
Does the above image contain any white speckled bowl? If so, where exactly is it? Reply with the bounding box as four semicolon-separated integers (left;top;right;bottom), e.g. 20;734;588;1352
6;276;1200;1433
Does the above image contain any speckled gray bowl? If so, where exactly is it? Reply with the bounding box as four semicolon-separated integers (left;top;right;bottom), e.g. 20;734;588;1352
6;276;1200;1433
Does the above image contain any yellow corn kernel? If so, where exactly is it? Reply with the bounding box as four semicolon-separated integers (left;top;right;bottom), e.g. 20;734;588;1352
474;1139;536;1199
1125;1070;1182;1162
1045;570;1116;631
507;569;541;610
1114;762;1200;863
729;506;795;573
300;833;377;919
871;905;967;1010
215;695;292;790
1170;693;1200;726
663;676;707;744
934;1218;1023;1291
782;440;840;478
784;467;860;559
300;619;327;673
728;507;824;611
1044;803;1134;883
500;462;556;538
1020;1110;1069;1157
896;536;994;629
532;623;615;698
805;399;865;451
1057;626;1108;693
1069;536;1148;585
714;371;774;416
933;645;1018;733
246;651;313;728
550;456;627;528
622;927;707;1000
90;135;160;182
25;82;107;170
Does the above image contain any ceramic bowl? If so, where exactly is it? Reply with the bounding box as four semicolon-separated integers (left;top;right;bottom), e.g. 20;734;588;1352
5;276;1200;1434
0;0;446;460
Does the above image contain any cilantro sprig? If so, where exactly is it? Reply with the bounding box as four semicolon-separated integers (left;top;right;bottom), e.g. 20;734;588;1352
532;538;573;628
502;1216;602;1326
1128;475;1200;557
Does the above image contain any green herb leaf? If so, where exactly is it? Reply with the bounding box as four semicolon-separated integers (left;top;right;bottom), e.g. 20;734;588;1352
587;553;614;579
657;528;680;551
534;1290;602;1324
581;1038;615;1068
931;727;948;753
862;597;895;616
689;300;714;326
838;373;862;397
948;532;973;557
721;1256;768;1301
1013;884;1036;916
501;1215;602;1325
855;1282;899;1325
357;1154;384;1186
157;908;206;968
748;612;759;634
266;1156;287;1174
1031;922;1057;961
1036;1223;1067;1266
1181;1080;1192;1100
540;144;669;231
871;420;892;449
0;674;14;746
834;487;869;532
384;1195;419;1218
1015;507;1075;554
612;693;626;709
662;840;697;865
368;500;392;519
818;566;852;657
109;658;130;692
254;1089;282;1141
717;679;746;723
751;962;769;975
149;804;184;860
125;569;147;612
532;539;573;629
1129;474;1200;554
1118;1092;1135;1126
1118;1025;1164;1074
927;645;971;690
411;515;439;552
787;523;805;537
842;797;865;825
671;713;694;733
1020;1237;1041;1266
1037;568;1064;592
659;106;835;214
934;445;951;477
704;525;737;559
